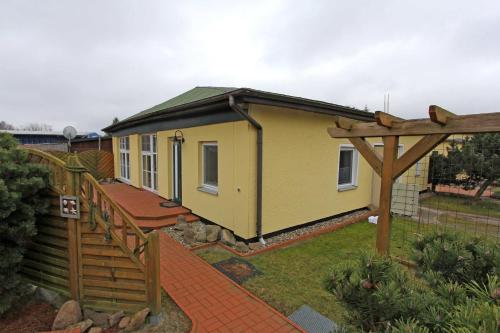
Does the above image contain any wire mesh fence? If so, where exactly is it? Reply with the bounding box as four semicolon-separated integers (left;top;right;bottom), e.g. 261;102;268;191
389;133;500;255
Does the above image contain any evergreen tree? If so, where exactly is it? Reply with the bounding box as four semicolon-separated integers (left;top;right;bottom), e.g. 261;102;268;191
0;133;49;314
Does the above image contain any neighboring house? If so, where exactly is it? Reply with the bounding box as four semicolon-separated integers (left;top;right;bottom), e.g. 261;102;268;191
103;87;426;241
70;135;113;153
0;129;88;151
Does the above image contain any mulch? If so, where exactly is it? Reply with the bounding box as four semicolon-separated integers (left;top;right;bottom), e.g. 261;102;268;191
212;257;261;284
0;300;56;333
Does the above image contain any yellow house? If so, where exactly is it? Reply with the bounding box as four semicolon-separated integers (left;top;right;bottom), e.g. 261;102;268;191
103;87;426;241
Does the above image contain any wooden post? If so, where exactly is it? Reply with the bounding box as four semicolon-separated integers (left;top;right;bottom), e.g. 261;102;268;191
65;154;86;300
145;231;161;314
376;136;399;255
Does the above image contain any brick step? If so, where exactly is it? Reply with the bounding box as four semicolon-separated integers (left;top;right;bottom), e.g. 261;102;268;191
135;214;199;230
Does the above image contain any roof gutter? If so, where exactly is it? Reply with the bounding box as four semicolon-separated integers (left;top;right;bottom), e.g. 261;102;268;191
228;95;265;244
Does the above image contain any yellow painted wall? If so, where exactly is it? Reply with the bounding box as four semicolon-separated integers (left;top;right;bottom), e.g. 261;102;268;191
249;104;374;235
112;136;120;179
116;121;255;238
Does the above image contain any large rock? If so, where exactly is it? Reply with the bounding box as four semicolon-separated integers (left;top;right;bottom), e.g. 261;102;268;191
183;226;195;244
193;224;207;243
68;319;93;333
108;310;125;327
220;229;236;246
206;225;221;242
88;327;103;333
125;307;150;332
52;300;82;330
118;316;131;329
83;309;110;328
235;241;250;253
174;214;188;231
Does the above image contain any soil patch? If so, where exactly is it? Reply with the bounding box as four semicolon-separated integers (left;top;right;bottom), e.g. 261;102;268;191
213;257;261;284
0;300;56;333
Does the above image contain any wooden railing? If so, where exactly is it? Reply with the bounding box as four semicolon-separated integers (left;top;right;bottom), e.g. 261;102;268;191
24;148;161;314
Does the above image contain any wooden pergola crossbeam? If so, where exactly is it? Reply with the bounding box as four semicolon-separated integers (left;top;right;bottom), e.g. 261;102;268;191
328;111;500;138
327;106;500;255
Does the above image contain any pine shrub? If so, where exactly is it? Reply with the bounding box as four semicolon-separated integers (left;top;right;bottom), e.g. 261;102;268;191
0;133;49;314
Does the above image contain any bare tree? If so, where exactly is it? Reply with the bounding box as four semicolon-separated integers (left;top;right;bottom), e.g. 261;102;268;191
21;123;53;131
0;121;15;130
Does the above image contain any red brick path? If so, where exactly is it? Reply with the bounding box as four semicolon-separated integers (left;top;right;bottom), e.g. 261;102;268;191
158;232;304;333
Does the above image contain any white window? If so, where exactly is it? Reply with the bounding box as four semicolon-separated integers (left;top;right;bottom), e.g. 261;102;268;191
119;136;130;181
338;145;359;189
141;134;157;191
415;160;422;176
201;142;218;191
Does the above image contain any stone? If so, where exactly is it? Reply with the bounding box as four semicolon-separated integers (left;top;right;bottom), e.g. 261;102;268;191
88;327;103;333
193;224;207;243
206;225;222;242
220;229;236;246
183;226;195;244
118;316;131;329
235;241;250;253
249;242;264;251
34;286;69;308
83;309;110;328
125;307;150;332
108;310;125;327
52;300;82;330
174;214;188;231
68;319;93;333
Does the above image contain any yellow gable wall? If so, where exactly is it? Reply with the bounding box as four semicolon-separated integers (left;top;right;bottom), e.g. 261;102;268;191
249;104;374;235
113;121;256;239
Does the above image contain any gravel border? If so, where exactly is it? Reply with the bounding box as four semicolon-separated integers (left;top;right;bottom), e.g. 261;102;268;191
161;209;369;253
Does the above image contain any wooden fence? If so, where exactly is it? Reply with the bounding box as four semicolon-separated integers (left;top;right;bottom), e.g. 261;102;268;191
22;148;160;314
47;150;115;180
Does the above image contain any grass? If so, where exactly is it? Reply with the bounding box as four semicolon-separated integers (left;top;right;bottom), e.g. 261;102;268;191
195;218;416;324
436;214;499;240
420;194;500;218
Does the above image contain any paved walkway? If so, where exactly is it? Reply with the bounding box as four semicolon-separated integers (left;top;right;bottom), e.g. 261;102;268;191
158;232;304;333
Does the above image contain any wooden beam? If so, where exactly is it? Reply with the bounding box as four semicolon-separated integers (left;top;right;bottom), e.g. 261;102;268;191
348;138;383;177
327;112;500;138
392;133;449;179
376;136;399;255
375;111;403;128
429;105;455;125
333;116;358;130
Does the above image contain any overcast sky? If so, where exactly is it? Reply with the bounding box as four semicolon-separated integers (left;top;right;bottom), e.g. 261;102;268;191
1;0;499;132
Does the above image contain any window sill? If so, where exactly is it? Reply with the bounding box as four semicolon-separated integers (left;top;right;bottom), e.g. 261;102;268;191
118;177;131;184
338;185;358;192
197;186;218;196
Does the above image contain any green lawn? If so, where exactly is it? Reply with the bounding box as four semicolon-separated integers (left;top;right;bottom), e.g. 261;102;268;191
436;213;499;240
421;194;500;218
196;219;416;325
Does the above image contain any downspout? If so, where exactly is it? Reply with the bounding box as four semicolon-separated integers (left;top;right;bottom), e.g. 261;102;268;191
228;95;266;245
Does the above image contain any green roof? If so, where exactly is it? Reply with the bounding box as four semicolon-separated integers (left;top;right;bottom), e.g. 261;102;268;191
126;86;238;121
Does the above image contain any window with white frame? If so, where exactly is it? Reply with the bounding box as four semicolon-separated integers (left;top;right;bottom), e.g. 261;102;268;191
338;145;358;188
119;136;130;181
141;134;157;191
201;142;218;191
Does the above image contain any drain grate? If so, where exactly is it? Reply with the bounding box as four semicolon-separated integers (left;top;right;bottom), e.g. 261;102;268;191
288;305;338;333
212;257;261;284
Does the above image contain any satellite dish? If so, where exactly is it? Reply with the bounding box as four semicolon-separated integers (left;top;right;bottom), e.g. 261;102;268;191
63;126;77;140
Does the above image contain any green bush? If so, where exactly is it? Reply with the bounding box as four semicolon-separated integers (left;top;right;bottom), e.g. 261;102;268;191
412;232;499;285
0;133;49;314
327;230;500;332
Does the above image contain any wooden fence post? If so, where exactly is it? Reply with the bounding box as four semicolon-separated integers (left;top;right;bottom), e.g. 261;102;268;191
65;154;86;300
145;231;161;314
376;136;399;255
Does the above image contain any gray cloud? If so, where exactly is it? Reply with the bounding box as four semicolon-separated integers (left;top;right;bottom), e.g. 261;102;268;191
1;0;499;132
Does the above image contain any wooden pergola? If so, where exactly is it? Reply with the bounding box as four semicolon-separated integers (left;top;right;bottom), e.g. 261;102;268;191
328;105;500;255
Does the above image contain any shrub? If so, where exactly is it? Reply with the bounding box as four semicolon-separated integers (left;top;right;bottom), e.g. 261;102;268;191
326;253;442;332
412;232;499;285
0;133;49;314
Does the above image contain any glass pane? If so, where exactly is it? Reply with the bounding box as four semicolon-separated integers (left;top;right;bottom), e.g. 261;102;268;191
152;135;157;152
142;135;150;152
204;145;218;187
338;150;353;185
125;136;129;150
